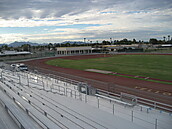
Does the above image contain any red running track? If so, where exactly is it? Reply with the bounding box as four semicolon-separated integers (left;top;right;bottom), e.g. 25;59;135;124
21;54;172;105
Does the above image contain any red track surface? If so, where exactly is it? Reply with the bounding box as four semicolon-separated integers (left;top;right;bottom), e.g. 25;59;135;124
22;54;172;105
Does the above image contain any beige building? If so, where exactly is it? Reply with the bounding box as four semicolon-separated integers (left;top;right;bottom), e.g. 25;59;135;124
56;46;92;55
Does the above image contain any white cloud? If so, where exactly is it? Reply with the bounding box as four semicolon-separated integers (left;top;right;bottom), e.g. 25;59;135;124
0;33;27;43
0;0;172;43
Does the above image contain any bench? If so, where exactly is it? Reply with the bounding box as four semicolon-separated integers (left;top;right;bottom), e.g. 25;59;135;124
0;89;41;129
0;81;61;129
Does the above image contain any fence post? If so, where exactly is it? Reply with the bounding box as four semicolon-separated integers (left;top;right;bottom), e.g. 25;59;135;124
1;70;3;80
41;76;44;89
26;109;29;114
46;77;48;90
27;74;29;87
85;94;87;103
70;90;72;97
44;111;47;117
75;91;76;99
97;98;99;108
58;86;60;93
80;93;82;101
18;74;21;84
131;111;134;122
113;104;115;115
155;119;158;129
13;97;15;102
51;84;53;92
42;81;45;90
147;108;149;113
36;75;38;83
5;105;8;111
154;102;157;109
65;88;67;96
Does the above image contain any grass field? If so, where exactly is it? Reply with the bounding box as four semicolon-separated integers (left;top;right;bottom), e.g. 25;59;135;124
46;55;172;81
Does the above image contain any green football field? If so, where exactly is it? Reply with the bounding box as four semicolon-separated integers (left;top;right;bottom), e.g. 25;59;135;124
46;55;172;82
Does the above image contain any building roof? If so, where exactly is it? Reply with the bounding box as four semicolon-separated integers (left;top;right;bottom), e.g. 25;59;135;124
0;51;31;56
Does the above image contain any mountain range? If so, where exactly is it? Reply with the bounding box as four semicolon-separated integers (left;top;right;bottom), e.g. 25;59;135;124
0;44;6;47
8;41;42;47
0;41;86;47
61;41;85;44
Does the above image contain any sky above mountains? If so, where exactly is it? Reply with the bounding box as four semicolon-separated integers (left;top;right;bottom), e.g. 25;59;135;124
0;0;172;44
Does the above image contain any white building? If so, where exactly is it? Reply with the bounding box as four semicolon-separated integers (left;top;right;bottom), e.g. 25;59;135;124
56;46;92;55
0;51;31;56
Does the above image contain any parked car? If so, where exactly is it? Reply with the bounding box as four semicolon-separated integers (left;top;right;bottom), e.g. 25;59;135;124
15;64;28;71
10;64;16;68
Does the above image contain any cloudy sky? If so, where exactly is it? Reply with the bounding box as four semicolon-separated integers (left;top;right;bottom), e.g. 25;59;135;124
0;0;172;44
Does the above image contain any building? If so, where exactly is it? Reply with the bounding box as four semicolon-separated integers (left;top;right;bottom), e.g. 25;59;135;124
0;51;32;61
0;51;31;57
56;46;92;55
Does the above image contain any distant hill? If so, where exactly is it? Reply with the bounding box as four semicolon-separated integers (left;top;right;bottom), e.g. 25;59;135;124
61;41;85;44
8;41;41;47
0;41;86;48
0;44;6;47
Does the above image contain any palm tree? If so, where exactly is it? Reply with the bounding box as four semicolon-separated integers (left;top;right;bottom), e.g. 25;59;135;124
163;36;166;42
84;38;86;43
168;35;170;41
110;38;112;44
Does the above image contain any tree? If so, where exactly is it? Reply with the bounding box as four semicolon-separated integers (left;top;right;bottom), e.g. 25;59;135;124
1;45;11;50
163;36;166;42
47;43;53;50
168;35;170;41
122;38;128;42
110;38;112;44
102;40;110;45
21;44;31;51
149;38;158;44
84;38;86;43
64;43;70;47
133;39;137;43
